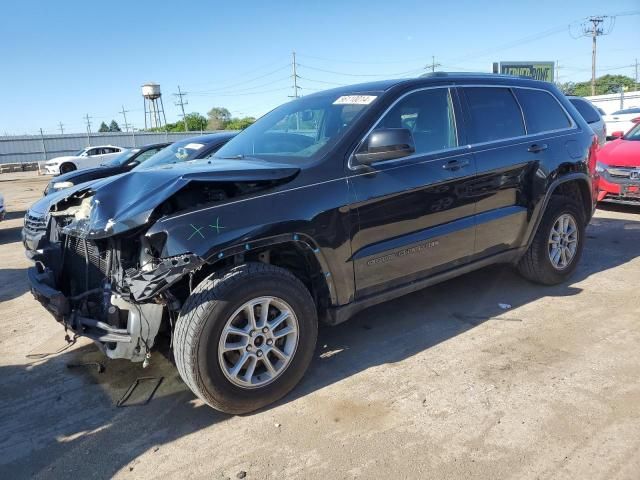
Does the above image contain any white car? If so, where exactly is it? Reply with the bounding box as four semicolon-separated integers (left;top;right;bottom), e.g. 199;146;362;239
603;107;640;138
42;145;126;175
0;193;4;221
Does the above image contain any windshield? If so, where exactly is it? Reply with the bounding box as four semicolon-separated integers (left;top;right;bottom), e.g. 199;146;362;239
623;122;640;141
74;149;86;156
104;149;138;166
213;93;379;163
133;139;208;170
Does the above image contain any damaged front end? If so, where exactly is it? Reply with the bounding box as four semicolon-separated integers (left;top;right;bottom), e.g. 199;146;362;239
25;160;300;362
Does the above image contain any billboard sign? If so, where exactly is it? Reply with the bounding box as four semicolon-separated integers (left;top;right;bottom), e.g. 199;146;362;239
499;61;555;82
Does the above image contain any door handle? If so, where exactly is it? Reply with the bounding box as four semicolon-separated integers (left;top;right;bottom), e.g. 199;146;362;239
442;159;470;171
527;143;548;153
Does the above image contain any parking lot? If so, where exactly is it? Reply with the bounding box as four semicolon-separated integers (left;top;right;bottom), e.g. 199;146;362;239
1;171;639;479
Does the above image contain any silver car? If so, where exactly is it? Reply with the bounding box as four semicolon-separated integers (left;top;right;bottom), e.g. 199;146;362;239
567;96;606;146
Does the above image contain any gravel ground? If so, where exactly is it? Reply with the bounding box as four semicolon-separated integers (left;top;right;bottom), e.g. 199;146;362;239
1;172;639;479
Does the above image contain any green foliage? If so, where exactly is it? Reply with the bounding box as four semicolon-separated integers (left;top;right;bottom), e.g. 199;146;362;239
225;117;256;130
109;120;121;132
143;108;254;133
98;121;109;133
207;107;232;130
571;75;637;97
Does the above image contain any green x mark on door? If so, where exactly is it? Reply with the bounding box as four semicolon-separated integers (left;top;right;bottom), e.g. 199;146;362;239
188;224;206;240
210;217;226;234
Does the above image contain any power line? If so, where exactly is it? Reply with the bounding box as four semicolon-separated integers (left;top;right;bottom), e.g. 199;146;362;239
297;63;424;77
187;64;291;93
190;76;291;95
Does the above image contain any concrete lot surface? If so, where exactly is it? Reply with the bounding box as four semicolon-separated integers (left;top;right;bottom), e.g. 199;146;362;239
1;172;639;479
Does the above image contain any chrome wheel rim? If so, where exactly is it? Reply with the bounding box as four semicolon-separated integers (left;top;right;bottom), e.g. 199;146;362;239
548;213;579;270
218;296;299;389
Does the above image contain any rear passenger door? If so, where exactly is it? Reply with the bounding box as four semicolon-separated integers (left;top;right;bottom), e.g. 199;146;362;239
349;87;477;298
459;85;574;258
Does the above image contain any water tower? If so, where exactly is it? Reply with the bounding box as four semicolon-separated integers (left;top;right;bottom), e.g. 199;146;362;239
142;82;167;129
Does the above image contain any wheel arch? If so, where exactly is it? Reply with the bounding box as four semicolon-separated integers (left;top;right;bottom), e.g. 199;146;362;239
196;233;338;315
525;172;592;249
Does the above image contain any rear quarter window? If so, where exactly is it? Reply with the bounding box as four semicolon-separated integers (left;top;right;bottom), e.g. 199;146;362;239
513;88;572;134
569;98;600;124
463;87;525;144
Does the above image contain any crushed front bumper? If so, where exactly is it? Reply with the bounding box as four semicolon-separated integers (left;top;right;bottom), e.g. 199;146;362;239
28;265;163;362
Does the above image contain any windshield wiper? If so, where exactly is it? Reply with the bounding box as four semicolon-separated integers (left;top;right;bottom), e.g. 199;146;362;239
217;154;245;159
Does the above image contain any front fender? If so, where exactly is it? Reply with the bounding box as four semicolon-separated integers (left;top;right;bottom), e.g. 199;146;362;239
144;177;355;305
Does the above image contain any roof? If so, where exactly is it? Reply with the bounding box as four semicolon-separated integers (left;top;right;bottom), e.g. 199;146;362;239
304;72;556;97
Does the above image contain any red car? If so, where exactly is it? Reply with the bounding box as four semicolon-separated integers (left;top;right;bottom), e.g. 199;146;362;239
596;121;640;205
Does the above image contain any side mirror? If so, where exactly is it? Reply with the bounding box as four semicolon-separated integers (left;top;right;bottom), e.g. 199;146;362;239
354;128;415;165
611;131;624;139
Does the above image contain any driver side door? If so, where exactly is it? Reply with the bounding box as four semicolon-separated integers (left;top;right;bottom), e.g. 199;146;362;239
348;87;477;298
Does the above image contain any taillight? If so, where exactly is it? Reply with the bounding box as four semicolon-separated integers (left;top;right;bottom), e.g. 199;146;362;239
632;117;640;124
588;134;598;175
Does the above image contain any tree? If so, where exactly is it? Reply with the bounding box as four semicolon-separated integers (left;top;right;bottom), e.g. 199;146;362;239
98;121;109;133
225;116;256;130
184;112;208;131
571;75;636;97
207;107;231;130
109;120;121;132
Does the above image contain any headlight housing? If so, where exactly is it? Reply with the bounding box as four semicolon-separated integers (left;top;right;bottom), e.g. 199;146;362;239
52;181;74;190
595;161;607;174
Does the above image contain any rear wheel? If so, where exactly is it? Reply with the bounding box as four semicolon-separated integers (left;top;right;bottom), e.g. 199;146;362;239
174;263;318;414
59;163;76;174
517;195;585;285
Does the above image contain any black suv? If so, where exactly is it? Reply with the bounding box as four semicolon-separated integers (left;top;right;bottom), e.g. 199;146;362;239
26;74;597;414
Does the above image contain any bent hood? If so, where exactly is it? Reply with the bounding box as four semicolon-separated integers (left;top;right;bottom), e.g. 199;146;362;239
599;139;640;167
35;158;300;239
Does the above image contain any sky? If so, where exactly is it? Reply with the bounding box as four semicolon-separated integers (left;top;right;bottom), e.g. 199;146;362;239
0;0;638;135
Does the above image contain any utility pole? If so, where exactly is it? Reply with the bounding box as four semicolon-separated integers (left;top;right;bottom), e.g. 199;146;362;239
291;51;301;99
582;16;612;96
84;113;92;146
39;128;48;161
119;105;130;133
290;51;301;130
428;56;441;73
174;86;189;131
58;122;64;135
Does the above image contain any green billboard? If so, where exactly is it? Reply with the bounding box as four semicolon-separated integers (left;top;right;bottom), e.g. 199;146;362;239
499;61;555;82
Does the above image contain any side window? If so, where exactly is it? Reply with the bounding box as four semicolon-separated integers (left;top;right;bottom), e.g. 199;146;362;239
87;148;99;156
463;87;525;143
134;149;159;163
569;98;600;124
376;88;457;155
514;88;571;133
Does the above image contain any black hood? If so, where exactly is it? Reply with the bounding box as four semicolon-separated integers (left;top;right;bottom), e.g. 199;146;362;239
33;158;300;239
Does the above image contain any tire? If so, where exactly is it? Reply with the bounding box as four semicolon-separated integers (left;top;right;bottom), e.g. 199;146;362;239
174;262;318;414
60;163;76;174
517;195;585;285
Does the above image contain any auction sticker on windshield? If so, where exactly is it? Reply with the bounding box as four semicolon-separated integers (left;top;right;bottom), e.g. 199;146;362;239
184;143;205;150
333;95;377;105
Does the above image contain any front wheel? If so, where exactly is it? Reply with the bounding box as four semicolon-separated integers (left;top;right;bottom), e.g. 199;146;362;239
517;195;585;285
59;163;76;174
174;263;318;414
